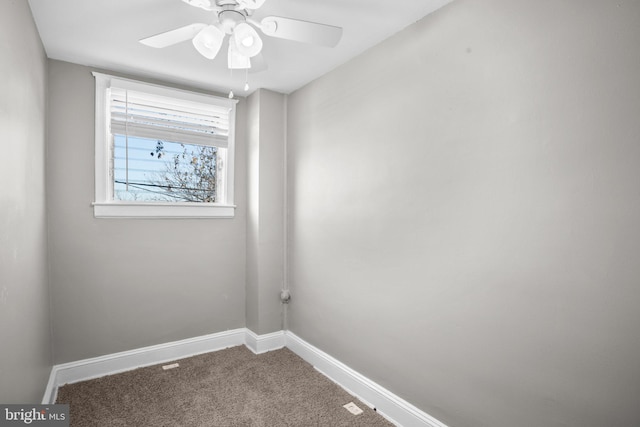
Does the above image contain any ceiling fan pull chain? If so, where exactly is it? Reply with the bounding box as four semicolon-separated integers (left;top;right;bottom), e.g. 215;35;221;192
228;66;235;98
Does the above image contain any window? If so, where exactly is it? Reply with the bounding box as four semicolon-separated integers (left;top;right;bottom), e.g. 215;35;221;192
92;72;237;218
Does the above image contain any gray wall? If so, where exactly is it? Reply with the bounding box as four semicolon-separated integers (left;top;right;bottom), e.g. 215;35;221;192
246;89;286;334
0;0;52;403
286;0;640;426
46;60;247;364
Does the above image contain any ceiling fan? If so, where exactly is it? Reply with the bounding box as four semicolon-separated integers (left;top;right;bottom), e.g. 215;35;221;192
140;0;343;72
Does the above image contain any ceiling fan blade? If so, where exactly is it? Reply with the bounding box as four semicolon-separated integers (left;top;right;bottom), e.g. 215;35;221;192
140;23;207;48
181;0;220;12
249;53;268;73
260;16;342;47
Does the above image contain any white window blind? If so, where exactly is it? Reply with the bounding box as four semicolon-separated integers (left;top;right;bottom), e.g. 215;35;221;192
93;72;237;218
109;83;231;148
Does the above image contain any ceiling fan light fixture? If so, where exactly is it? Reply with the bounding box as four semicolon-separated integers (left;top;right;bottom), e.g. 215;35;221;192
233;23;263;58
192;25;224;59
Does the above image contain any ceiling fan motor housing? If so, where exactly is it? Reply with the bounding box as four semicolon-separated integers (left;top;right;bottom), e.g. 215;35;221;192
218;7;249;34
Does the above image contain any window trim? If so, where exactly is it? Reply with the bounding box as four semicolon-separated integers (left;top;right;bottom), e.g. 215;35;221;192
92;72;237;218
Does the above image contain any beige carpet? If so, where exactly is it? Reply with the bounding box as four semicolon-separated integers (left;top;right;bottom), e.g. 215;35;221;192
56;346;395;426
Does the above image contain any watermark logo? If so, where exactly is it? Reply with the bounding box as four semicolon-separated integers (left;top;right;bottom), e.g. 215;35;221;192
0;405;68;426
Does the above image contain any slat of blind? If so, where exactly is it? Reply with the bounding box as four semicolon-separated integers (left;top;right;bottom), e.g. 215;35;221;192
109;87;230;148
111;122;229;148
111;103;229;131
111;94;229;122
111;87;230;115
111;112;228;136
109;77;235;112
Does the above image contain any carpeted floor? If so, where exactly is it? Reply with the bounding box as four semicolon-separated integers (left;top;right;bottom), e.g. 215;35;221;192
56;346;395;426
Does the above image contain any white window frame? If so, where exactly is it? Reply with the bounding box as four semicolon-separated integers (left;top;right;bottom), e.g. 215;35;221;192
92;72;237;218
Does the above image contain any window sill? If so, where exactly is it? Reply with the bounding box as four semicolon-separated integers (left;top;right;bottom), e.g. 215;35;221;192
93;202;236;219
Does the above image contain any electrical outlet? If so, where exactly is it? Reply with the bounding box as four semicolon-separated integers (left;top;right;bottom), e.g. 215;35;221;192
343;402;363;415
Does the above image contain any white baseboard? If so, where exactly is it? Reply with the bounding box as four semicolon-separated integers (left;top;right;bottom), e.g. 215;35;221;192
42;329;447;427
245;329;286;354
285;332;448;427
42;328;247;404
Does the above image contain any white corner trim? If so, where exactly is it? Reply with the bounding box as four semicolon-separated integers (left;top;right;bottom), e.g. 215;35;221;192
245;329;286;354
42;366;58;405
42;328;246;404
285;332;448;427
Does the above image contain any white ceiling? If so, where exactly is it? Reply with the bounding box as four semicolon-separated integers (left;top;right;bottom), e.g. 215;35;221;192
28;0;451;96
